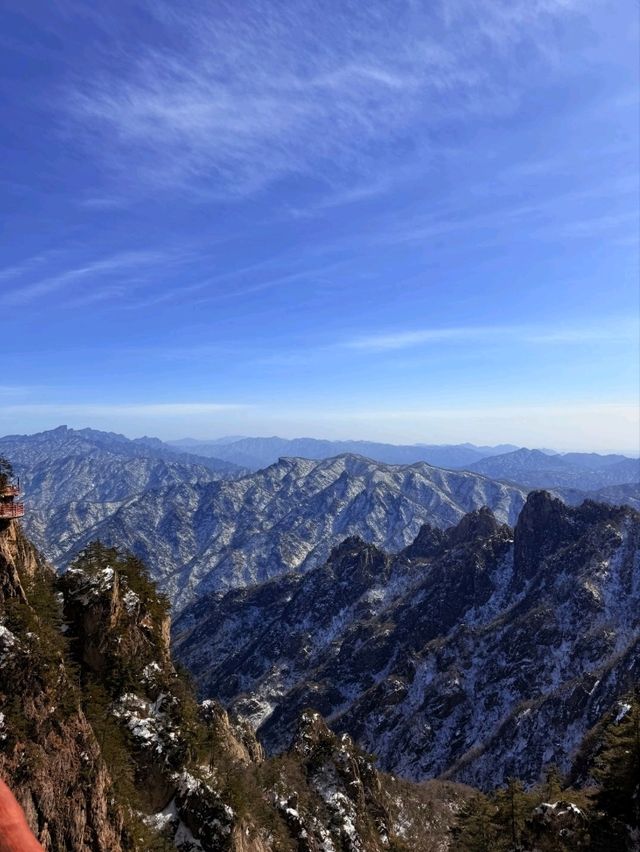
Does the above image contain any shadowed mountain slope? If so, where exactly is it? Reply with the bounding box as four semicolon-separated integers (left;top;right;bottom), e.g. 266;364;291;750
174;492;640;791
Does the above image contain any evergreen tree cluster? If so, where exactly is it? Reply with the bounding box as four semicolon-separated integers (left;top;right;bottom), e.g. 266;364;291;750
0;456;13;488
454;696;640;851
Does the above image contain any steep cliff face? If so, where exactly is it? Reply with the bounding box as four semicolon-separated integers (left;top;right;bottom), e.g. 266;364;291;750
174;493;640;790
0;521;127;851
0;521;469;850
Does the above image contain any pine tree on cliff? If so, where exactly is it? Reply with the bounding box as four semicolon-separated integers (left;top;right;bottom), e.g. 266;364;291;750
493;778;528;851
0;456;13;488
452;793;497;851
591;692;640;849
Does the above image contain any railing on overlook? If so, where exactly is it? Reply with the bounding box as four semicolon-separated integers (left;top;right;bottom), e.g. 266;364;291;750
0;503;24;519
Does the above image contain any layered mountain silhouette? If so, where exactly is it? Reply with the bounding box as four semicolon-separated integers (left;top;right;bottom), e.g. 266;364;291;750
468;447;639;490
168;435;520;470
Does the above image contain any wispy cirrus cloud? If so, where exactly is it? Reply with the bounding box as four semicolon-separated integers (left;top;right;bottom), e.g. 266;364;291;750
0;250;63;282
0;250;178;307
64;0;590;197
342;320;639;352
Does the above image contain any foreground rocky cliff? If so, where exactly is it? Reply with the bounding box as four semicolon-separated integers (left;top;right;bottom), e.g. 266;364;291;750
0;521;128;850
0;519;469;850
174;491;640;791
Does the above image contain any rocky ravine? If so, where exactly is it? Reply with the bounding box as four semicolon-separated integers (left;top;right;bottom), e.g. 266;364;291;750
0;518;470;851
173;491;640;791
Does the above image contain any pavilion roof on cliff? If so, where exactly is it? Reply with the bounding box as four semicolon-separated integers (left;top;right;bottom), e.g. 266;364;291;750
0;485;20;498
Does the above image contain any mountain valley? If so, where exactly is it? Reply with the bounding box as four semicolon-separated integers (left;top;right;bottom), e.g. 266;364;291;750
173;491;640;791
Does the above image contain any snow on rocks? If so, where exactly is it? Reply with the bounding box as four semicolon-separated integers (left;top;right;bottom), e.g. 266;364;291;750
112;692;178;758
123;588;140;613
0;623;20;666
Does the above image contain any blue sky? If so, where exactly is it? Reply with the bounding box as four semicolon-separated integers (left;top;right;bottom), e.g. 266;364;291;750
1;0;638;452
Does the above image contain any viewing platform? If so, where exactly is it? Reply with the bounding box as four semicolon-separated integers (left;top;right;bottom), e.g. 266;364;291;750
0;481;24;519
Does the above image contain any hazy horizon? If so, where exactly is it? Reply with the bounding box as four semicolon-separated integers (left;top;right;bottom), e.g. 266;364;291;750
1;421;638;458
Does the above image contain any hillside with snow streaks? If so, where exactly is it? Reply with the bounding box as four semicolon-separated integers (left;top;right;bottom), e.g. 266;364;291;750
173;492;640;790
35;453;527;609
468;447;640;490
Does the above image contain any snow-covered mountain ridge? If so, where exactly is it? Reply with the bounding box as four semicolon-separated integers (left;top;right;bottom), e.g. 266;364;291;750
3;426;637;615
22;451;527;609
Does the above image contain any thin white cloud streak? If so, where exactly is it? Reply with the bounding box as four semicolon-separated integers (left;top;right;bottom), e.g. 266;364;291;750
342;321;639;352
0;386;34;399
64;0;589;196
0;251;170;307
0;249;70;283
87;319;636;364
0;250;200;307
376;186;638;249
301;402;638;420
123;255;350;310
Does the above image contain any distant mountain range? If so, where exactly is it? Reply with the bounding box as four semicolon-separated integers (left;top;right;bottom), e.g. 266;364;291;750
0;426;240;571
171;435;639;490
168;435;521;470
174;491;640;790
468;447;640;490
0;425;244;477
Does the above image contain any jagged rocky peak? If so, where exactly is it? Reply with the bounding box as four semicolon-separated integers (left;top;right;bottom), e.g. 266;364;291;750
326;535;389;582
401;507;507;562
200;699;265;766
513;490;576;582
400;521;445;559
279;708;454;851
514;489;633;583
445;504;508;546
